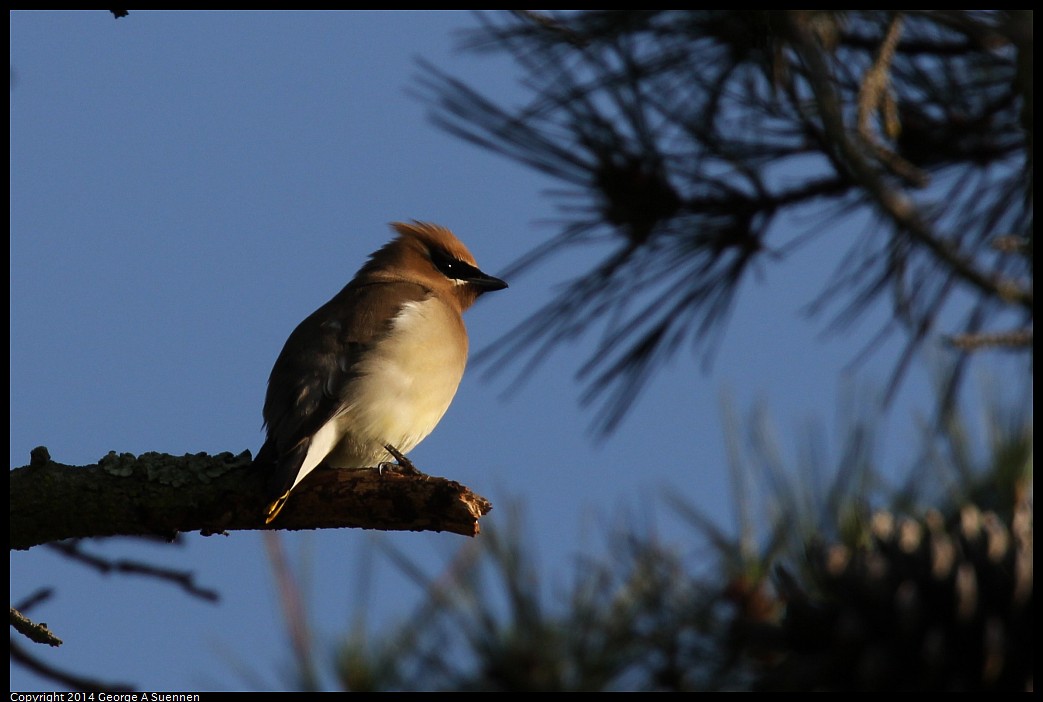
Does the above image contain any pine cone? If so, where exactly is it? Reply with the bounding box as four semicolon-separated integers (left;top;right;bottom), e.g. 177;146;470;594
748;500;1032;691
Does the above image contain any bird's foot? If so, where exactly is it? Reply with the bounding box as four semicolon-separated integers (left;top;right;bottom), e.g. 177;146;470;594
378;444;422;476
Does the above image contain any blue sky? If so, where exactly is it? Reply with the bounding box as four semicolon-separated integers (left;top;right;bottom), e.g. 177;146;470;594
9;10;1025;691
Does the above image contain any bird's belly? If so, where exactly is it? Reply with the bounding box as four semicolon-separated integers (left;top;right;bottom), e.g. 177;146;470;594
327;298;468;467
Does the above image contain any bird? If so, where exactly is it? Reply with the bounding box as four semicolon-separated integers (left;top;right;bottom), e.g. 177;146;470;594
255;221;508;523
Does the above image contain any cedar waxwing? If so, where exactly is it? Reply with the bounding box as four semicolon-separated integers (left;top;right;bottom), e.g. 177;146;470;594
256;221;507;523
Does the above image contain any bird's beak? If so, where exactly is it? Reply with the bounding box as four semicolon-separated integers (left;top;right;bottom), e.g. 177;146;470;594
469;271;508;292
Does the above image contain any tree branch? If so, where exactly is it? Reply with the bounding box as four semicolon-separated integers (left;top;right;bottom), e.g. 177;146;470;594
10;638;134;692
947;328;1032;350
45;540;221;602
10;607;62;647
10;447;493;551
788;14;1032;312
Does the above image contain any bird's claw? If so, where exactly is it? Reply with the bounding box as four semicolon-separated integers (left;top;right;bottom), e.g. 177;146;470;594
379;444;422;476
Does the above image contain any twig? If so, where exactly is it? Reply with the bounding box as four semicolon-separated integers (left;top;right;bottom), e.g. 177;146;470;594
10;607;62;647
46;540;220;602
947;328;1032;350
264;532;319;690
788;13;1031;312
10;637;133;692
13;587;54;613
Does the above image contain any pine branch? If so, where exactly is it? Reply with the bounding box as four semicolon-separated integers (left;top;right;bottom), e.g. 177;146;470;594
10;638;134;692
10;447;492;551
45;540;220;602
10;607;62;647
420;11;1032;431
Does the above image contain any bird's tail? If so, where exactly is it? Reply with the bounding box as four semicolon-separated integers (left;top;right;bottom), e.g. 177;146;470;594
264;492;291;524
257;438;309;523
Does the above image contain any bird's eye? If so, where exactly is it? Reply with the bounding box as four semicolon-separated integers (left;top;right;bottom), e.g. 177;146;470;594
431;249;468;280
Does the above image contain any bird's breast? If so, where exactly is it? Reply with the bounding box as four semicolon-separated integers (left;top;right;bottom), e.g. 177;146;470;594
328;296;468;466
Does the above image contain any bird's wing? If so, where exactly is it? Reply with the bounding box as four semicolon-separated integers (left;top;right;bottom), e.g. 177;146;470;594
258;281;431;499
